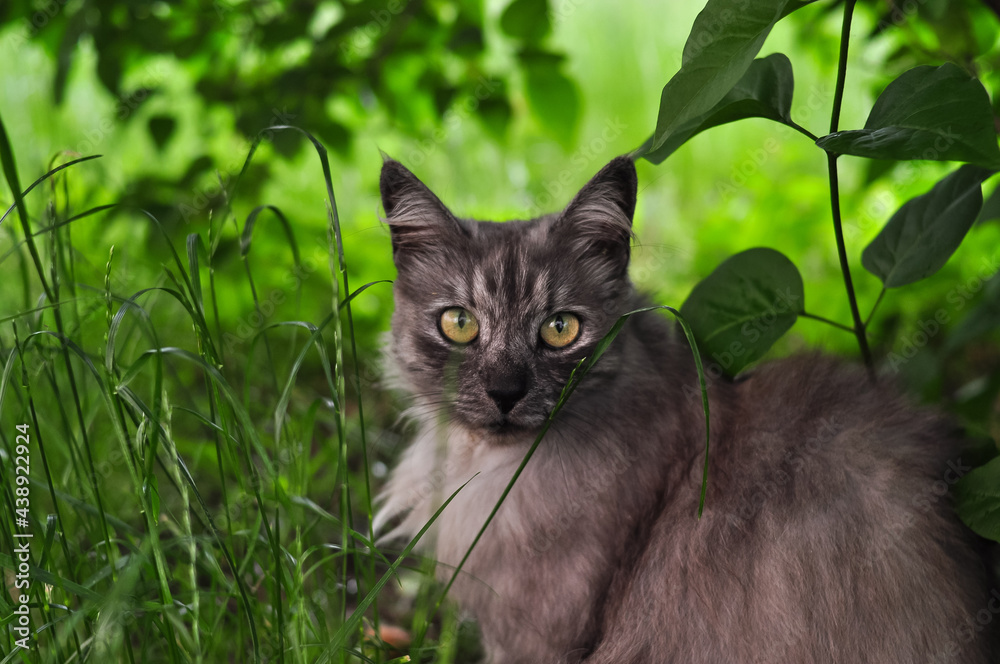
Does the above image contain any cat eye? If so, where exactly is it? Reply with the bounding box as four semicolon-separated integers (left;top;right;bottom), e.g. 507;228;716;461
439;307;480;344
540;312;581;349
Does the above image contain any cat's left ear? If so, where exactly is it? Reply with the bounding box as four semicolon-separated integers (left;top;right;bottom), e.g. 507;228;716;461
556;155;637;277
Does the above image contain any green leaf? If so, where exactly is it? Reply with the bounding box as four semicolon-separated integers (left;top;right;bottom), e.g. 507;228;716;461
500;0;550;43
779;0;817;17
976;183;1000;223
641;54;795;164
954;455;1000;543
681;248;804;376
862;165;993;288
652;0;812;152
816;63;1000;167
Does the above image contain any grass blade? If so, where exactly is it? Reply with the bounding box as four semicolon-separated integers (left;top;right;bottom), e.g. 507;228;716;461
320;476;476;663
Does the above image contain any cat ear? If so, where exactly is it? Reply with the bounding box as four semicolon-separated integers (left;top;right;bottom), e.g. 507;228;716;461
556;156;637;277
380;158;467;263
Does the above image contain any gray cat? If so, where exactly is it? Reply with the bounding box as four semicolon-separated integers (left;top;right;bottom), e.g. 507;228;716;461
374;155;997;663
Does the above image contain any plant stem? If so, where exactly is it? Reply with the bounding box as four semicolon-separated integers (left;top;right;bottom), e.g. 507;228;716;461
829;0;857;137
800;312;855;334
827;154;872;365
826;0;874;378
864;287;886;328
788;120;819;142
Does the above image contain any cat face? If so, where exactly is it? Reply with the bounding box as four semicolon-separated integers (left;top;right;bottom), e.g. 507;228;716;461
381;157;638;440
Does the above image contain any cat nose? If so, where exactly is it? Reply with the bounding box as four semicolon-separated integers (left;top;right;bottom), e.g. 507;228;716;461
486;375;528;414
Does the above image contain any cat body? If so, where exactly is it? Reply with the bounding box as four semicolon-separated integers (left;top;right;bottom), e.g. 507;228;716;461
375;156;996;663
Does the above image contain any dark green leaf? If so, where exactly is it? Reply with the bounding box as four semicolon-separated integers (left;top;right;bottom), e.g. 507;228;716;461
652;0;812;152
816;63;1000;167
680;248;804;376
779;0;817;18
641;54;795;164
976;183;1000;223
954;455;1000;543
862;165;993;288
500;0;550;43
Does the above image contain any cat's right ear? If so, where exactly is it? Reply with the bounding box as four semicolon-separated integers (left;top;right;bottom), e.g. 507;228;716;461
380;158;466;266
555;155;637;278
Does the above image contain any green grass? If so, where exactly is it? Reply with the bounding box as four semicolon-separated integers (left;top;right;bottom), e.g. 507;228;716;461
0;116;483;664
0;113;714;663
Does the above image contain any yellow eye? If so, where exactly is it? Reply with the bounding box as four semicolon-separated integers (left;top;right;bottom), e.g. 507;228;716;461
439;307;479;344
540;312;580;348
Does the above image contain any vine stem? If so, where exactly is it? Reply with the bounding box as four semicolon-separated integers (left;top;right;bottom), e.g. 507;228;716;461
800;312;855;334
864;287;886;328
788;120;819;142
827;0;875;379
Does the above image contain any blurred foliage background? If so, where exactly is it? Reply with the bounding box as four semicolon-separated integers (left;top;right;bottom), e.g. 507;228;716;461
2;0;999;375
2;0;1000;659
2;0;999;405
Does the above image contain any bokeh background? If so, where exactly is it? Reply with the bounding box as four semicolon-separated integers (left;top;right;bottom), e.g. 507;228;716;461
4;0;1000;390
2;0;1000;661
